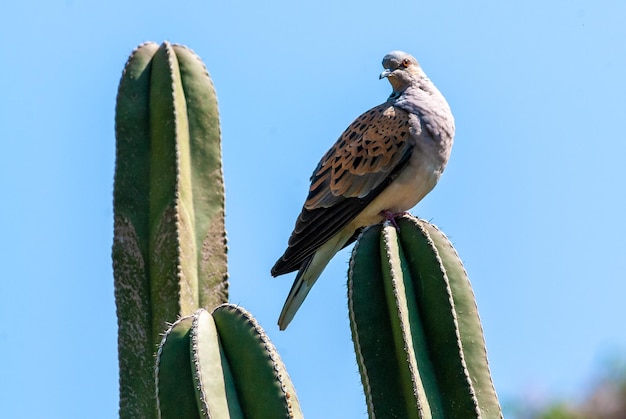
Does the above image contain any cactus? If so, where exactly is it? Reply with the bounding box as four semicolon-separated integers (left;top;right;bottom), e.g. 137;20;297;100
348;214;502;418
114;41;302;419
113;41;227;418
156;306;302;419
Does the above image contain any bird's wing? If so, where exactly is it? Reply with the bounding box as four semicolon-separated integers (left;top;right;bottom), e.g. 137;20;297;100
272;103;414;275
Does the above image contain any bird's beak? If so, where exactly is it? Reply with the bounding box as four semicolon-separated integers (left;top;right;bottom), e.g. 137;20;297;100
379;69;392;79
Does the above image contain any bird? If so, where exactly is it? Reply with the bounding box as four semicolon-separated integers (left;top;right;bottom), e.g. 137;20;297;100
271;51;455;330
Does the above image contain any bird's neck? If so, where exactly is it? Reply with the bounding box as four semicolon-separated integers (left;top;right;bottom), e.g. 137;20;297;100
392;81;455;146
388;75;430;100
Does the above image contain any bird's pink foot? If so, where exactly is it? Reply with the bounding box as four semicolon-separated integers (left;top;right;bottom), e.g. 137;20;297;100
379;210;410;229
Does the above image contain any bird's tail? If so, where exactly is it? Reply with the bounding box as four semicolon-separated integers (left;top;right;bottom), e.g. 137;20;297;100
277;231;350;330
277;256;316;330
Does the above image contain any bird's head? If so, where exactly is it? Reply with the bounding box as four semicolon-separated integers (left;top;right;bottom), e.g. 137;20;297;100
379;51;423;93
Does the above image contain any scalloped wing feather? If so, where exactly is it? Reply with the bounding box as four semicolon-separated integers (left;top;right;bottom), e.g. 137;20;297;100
305;103;413;209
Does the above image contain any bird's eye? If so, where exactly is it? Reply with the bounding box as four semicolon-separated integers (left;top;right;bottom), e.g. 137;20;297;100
402;58;411;68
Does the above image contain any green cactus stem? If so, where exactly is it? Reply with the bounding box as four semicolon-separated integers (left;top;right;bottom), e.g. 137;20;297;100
113;41;227;418
348;215;502;419
156;306;303;419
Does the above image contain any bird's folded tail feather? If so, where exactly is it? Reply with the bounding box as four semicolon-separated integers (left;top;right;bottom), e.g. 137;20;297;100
278;229;352;330
277;256;315;330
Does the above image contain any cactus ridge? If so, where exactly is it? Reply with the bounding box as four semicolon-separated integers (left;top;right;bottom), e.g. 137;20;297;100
349;223;416;418
380;224;426;418
190;312;212;418
114;41;160;419
347;235;376;416
154;315;198;418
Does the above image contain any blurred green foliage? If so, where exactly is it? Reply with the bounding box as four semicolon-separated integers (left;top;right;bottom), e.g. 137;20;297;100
505;353;626;419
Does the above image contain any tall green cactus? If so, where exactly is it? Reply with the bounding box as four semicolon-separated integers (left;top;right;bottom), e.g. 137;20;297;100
348;215;502;418
113;41;227;418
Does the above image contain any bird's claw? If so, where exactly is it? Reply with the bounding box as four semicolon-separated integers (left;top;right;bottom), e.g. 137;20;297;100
380;210;410;229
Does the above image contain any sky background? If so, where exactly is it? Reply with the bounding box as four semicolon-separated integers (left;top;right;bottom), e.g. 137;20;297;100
1;1;625;418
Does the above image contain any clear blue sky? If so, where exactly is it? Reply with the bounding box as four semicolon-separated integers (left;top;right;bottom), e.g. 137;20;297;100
1;1;625;418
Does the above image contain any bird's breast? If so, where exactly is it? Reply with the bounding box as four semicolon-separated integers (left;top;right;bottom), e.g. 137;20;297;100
350;156;441;228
